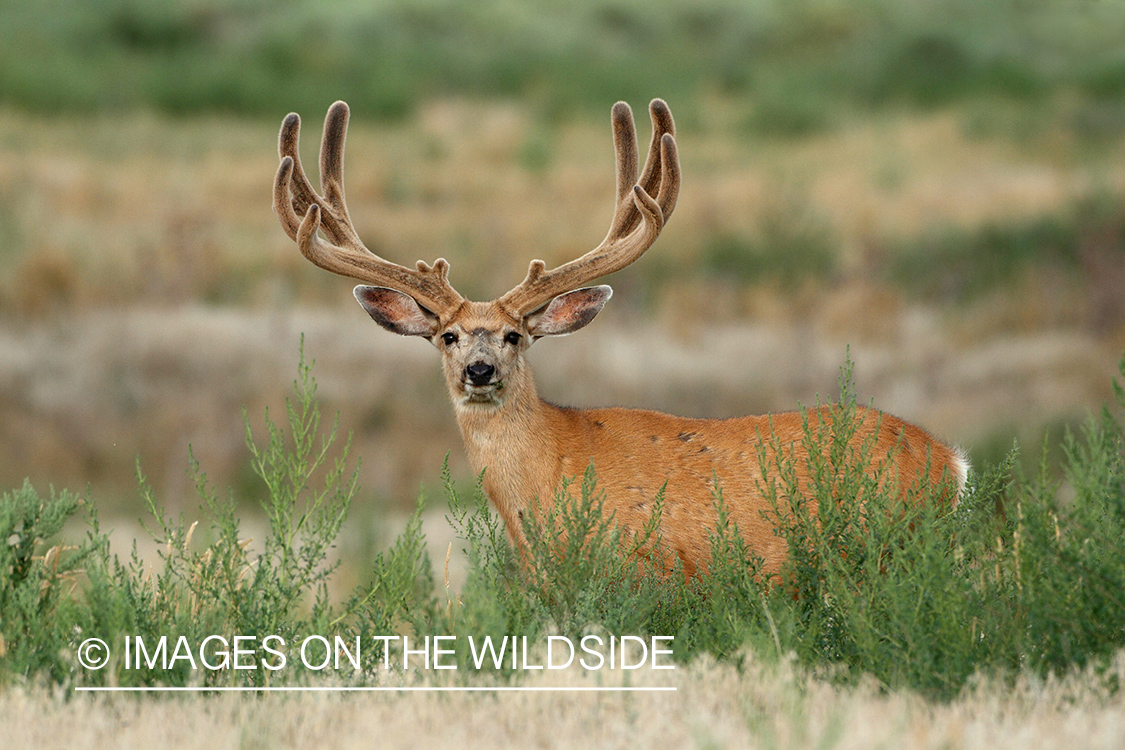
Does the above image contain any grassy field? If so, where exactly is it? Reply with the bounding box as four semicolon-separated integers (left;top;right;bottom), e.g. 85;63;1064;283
4;0;1125;742
2;101;1125;507
3;355;1125;744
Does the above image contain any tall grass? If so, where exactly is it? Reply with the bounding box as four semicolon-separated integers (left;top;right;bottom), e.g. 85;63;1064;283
2;348;1125;698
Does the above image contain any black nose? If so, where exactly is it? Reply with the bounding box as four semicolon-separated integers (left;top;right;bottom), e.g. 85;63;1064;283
465;362;496;386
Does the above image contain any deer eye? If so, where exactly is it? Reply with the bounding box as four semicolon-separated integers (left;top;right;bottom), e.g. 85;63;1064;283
441;332;458;346
504;331;522;346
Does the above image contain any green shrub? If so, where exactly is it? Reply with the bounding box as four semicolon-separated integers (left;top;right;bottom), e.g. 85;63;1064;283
887;193;1125;309
696;191;837;289
3;347;1125;700
0;482;98;685
73;341;432;687
1005;402;1125;676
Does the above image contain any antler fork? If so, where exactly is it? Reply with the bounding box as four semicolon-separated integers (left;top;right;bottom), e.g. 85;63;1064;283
273;101;465;319
497;99;680;317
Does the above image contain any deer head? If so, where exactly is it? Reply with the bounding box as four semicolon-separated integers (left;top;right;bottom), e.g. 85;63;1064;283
273;99;679;411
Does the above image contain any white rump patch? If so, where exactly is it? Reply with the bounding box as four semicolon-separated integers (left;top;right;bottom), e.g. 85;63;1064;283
950;445;971;504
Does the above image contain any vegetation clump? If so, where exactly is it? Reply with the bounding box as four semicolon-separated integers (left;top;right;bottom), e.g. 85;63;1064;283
2;348;1125;700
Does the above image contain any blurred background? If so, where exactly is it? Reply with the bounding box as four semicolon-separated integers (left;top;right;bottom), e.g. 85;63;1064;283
2;0;1125;527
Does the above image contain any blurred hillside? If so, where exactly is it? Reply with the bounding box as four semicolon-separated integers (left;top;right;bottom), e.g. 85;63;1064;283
4;0;1125;124
1;0;1125;511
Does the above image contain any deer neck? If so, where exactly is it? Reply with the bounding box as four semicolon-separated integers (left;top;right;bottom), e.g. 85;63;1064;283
451;365;558;534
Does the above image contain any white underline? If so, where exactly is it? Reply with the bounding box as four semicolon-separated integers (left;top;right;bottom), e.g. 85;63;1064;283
74;686;676;693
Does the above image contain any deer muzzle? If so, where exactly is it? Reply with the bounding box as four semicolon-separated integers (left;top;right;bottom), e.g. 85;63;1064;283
465;362;496;386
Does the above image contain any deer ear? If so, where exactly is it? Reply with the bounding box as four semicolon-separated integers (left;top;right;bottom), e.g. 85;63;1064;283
354;286;439;337
525;286;612;338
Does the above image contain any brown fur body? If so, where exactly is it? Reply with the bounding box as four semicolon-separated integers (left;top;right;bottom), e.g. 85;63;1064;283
455;364;966;577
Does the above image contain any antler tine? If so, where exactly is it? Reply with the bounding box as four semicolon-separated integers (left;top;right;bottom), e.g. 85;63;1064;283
605;98;677;241
276;102;362;250
498;99;680;317
317;101;352;233
273;102;464;318
639;99;677;209
607;101;639;231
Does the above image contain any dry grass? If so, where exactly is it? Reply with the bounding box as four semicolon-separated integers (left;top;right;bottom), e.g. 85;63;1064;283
2;305;1118;514
2;101;1125;508
2;101;1122;312
5;655;1125;749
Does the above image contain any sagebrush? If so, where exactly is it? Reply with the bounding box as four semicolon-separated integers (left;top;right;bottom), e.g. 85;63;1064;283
2;349;1125;699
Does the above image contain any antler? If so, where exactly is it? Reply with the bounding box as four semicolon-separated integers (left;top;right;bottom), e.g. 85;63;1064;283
498;99;680;317
273;101;465;319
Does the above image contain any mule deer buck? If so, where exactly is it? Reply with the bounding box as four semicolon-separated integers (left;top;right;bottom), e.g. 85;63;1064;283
273;99;969;578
